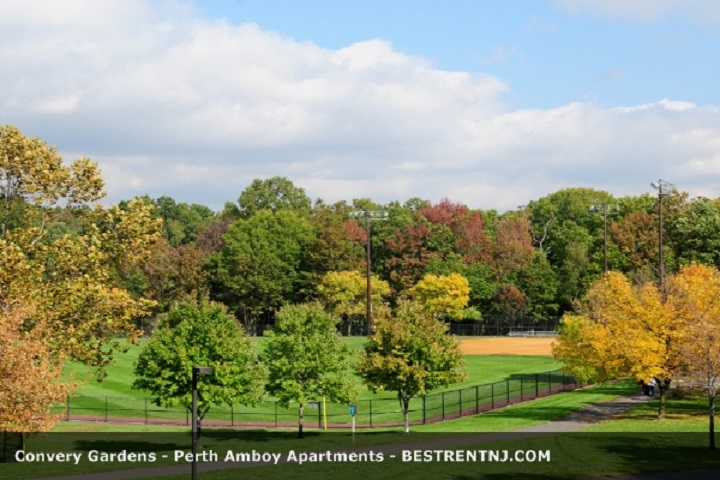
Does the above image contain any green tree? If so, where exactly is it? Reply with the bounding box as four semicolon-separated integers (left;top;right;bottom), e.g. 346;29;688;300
356;300;466;434
262;303;356;438
672;197;720;269
209;209;313;331
236;177;311;219
133;300;266;420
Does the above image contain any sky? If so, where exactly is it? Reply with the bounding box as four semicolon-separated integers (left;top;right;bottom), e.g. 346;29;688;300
2;0;719;212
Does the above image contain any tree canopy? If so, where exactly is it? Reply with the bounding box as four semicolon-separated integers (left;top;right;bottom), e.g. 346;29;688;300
356;300;466;433
133;300;266;419
262;303;356;437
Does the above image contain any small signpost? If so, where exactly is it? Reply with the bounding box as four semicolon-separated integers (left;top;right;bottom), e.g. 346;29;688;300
349;404;357;443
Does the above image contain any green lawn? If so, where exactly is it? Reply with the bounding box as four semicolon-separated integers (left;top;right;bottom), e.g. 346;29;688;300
56;337;561;428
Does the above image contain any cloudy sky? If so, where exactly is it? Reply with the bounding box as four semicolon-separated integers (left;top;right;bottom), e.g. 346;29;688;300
2;0;719;212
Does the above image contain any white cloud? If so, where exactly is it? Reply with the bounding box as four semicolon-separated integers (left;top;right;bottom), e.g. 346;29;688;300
554;0;720;26
1;0;719;212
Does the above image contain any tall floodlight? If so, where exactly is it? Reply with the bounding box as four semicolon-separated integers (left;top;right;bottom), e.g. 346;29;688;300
650;180;675;292
590;203;619;272
349;209;387;335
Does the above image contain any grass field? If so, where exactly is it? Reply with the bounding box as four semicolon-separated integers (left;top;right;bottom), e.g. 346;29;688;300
57;337;561;427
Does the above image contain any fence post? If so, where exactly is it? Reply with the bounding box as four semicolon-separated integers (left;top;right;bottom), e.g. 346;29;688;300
105;396;108;422
422;396;426;425
318;402;322;429
186;409;189;426
459;390;462;417
275;402;278;428
66;396;70;421
535;374;539;399
231;405;234;427
520;377;524;401
144;398;148;425
442;392;445;420
506;379;510;405
476;385;480;413
491;383;494;410
369;400;373;428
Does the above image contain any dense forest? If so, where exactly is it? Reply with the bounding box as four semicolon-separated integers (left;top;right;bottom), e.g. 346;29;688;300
107;176;716;334
3;126;716;337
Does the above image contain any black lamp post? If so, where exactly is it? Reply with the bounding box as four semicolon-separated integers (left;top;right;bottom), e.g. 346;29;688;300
192;365;213;480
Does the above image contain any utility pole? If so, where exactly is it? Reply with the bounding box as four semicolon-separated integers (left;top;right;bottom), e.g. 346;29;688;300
650;179;674;293
349;209;387;335
590;203;618;273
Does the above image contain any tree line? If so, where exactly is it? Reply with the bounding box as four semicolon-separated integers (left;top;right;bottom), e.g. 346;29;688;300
124;176;720;334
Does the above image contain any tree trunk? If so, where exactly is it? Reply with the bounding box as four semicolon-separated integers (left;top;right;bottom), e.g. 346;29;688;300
709;393;716;450
656;378;671;420
298;404;304;439
399;395;410;435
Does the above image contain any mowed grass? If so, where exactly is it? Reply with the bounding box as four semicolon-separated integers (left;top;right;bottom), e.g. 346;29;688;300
56;337;559;427
62;337;559;399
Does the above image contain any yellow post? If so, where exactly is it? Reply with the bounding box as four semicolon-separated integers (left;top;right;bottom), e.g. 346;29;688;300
323;395;327;430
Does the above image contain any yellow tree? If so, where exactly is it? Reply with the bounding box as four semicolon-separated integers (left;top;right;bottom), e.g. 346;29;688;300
669;263;720;449
0;125;161;369
356;300;466;434
0;302;75;433
411;273;470;320
317;270;390;335
553;271;684;419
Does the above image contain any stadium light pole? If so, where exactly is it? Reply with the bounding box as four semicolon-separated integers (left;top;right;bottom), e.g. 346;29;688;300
192;365;213;480
589;203;618;273
650;179;674;293
349;209;387;335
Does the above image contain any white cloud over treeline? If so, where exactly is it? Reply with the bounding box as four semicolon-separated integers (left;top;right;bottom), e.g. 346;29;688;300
1;0;719;211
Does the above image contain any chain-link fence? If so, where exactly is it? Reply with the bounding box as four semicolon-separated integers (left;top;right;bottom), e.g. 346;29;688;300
448;315;561;337
55;369;578;429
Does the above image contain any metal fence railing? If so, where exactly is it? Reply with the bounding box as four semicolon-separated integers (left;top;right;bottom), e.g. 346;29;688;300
448;316;561;337
54;369;579;429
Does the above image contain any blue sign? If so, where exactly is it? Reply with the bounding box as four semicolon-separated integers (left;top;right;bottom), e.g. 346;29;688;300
349;404;357;416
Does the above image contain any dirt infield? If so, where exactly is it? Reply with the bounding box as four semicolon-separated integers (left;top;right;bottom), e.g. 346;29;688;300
460;336;555;356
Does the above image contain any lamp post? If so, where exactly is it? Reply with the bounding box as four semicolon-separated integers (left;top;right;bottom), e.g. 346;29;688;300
192;365;213;480
650;180;674;293
349;209;387;335
590;203;618;273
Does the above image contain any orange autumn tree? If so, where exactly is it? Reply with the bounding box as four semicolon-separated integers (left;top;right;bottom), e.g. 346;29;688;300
669;263;720;449
553;271;685;419
0;302;75;433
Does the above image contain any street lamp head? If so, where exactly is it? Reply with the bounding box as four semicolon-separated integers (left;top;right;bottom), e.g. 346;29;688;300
650;181;660;189
193;366;213;375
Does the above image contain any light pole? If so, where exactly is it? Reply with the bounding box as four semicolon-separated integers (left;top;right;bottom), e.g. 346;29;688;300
650;179;674;292
590;203;618;273
349;209;387;335
192;365;213;480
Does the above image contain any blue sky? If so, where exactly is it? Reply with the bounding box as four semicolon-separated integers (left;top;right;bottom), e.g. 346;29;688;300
2;0;719;211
